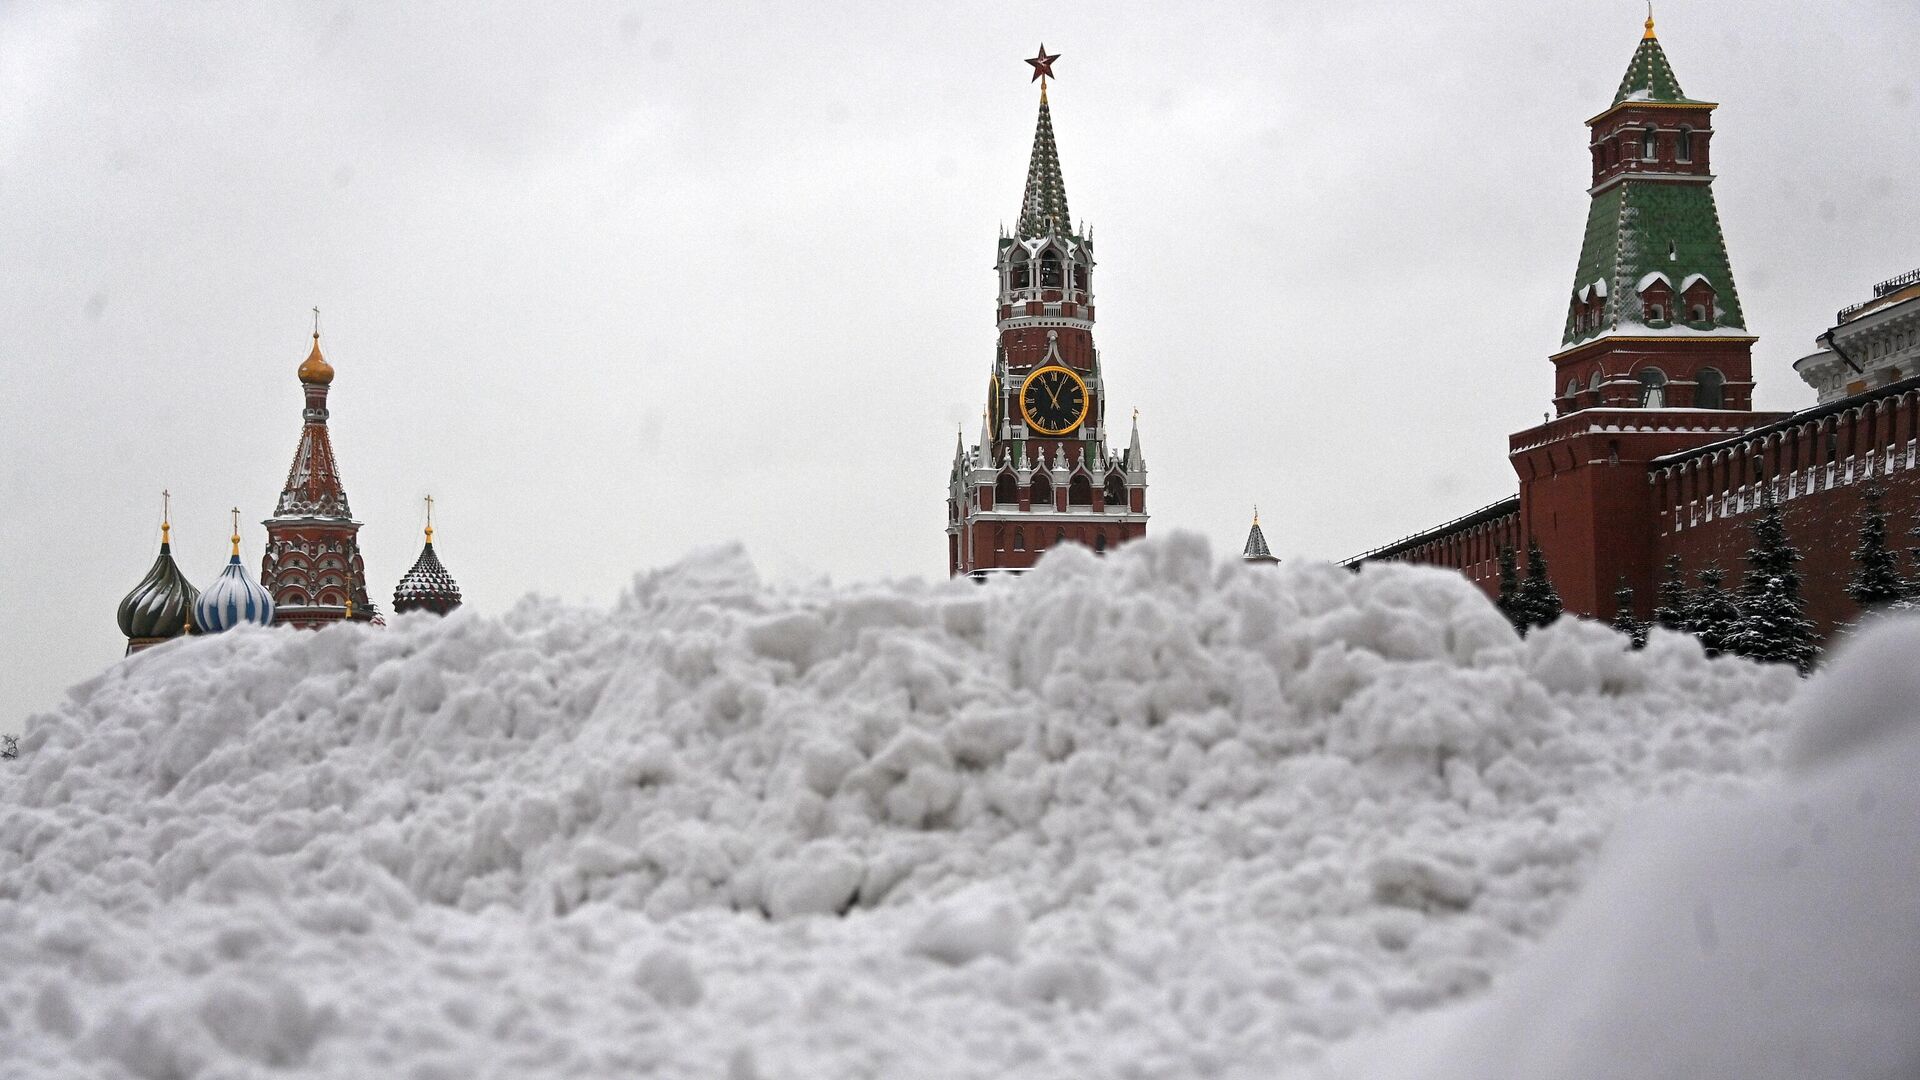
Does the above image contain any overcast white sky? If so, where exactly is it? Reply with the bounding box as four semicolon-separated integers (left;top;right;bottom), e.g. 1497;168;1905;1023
4;0;1916;721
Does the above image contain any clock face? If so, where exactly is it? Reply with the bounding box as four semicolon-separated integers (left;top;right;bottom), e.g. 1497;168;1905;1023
1020;365;1089;436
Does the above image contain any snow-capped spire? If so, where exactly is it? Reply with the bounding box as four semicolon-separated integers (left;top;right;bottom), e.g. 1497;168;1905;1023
978;406;993;460
1242;507;1279;564
1613;8;1692;104
1015;70;1073;240
1125;408;1146;472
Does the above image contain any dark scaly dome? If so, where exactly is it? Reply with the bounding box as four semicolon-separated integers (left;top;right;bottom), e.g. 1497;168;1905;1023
393;499;462;616
118;499;200;653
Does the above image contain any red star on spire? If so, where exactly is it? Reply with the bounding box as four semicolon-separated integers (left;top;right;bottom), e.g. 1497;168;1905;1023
1026;45;1060;83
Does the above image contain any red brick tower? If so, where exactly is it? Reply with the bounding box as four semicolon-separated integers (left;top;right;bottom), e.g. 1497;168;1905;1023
948;52;1148;577
261;328;380;626
1508;14;1786;615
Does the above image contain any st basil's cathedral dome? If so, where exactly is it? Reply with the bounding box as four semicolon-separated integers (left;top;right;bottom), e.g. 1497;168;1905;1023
393;498;462;616
117;496;199;654
195;510;277;633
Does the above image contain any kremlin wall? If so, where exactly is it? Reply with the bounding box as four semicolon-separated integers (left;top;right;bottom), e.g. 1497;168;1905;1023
116;21;1915;659
1347;16;1920;644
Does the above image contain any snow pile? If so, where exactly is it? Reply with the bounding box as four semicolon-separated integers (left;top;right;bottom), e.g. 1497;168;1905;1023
1;535;1804;1078
1322;618;1920;1080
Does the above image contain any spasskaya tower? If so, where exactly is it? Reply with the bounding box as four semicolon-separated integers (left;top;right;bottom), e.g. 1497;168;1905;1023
947;47;1148;577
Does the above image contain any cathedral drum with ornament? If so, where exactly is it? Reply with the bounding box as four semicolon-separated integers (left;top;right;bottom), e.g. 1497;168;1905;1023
948;48;1148;578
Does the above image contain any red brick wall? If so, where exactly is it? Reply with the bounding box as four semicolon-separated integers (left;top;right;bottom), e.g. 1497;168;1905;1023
1651;388;1920;636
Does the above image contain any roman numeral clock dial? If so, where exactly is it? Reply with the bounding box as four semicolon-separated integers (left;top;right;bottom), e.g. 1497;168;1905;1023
1019;364;1089;436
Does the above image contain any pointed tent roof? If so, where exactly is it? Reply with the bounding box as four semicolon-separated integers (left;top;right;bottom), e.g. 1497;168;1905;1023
1242;509;1279;563
1562;23;1744;349
273;332;354;520
1611;16;1701;105
1015;85;1073;240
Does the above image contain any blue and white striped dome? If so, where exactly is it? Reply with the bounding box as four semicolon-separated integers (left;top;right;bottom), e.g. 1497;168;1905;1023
195;552;276;633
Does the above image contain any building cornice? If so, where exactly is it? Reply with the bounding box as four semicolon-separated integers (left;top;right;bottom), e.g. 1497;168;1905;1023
1549;333;1758;364
1586;99;1717;127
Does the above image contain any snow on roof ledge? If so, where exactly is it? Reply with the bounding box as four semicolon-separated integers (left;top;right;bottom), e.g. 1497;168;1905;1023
1637;271;1675;293
1680;272;1712;293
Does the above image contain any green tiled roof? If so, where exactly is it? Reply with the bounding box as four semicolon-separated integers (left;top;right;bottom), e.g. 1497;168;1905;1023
1016;92;1072;239
1562;180;1747;346
1613;35;1697;105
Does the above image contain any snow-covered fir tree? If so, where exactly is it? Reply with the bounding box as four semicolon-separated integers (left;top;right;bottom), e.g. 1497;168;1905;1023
1731;490;1816;673
1496;544;1521;632
1610;579;1646;648
1652;554;1689;631
1514;539;1563;634
1683;567;1742;658
1848;484;1907;609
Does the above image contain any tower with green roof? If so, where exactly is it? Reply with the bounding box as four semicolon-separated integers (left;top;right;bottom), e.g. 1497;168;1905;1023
948;58;1148;578
1550;11;1756;415
1507;14;1789;618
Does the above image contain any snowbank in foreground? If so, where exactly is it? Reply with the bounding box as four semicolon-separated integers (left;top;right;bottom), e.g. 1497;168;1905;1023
1;535;1800;1078
1320;618;1920;1080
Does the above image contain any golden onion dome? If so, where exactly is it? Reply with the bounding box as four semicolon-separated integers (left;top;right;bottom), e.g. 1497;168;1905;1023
298;332;334;385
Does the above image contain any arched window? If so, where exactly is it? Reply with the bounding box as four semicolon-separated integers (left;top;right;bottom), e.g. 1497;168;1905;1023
1696;368;1725;409
995;471;1017;507
1068;474;1093;506
1031;474;1054;508
1565;377;1579;400
1039;249;1063;288
1013;528;1026;552
1589;369;1603;393
1095;532;1108;553
1641;125;1658;160
1104;474;1126;506
1073;264;1089;291
1677;126;1694;162
1638;368;1668;408
1055;527;1066;545
1009;250;1030;291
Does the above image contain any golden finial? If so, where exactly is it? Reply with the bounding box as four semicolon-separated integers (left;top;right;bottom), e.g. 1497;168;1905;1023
345;597;353;620
229;507;241;558
298;308;336;385
161;489;172;545
424;494;436;544
1040;79;1048;105
1643;2;1656;39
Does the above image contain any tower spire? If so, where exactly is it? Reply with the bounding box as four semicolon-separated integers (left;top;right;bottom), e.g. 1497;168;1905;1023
1613;11;1690;104
1016;46;1071;240
161;489;172;548
229;507;241;558
265;320;379;627
424;494;435;545
1242;505;1278;564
